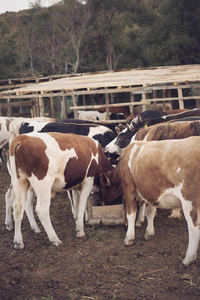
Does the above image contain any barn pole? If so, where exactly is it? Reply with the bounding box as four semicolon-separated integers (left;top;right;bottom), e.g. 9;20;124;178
105;91;110;120
83;94;86;107
61;91;66;119
130;91;134;115
38;94;44;117
162;89;167;111
50;92;55;118
72;93;78;118
141;84;148;112
196;88;200;108
177;87;184;109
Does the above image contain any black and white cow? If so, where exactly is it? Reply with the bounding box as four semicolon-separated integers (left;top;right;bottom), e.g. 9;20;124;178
131;108;200;128
19;120;116;149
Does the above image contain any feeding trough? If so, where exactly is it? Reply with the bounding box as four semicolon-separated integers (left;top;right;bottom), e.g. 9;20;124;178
86;192;125;226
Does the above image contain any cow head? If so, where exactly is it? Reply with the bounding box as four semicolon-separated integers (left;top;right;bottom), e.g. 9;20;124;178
105;124;139;155
99;171;123;205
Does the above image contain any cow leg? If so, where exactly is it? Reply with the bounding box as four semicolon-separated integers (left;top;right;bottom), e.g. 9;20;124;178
76;178;93;238
67;191;75;217
124;184;137;245
35;186;62;246
25;190;41;233
144;204;157;240
72;190;80;220
5;184;14;231
136;203;146;227
13;180;29;249
181;200;200;266
5;184;40;233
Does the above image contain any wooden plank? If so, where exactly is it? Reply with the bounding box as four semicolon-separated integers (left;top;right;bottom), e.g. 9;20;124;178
0;100;36;108
91;204;125;219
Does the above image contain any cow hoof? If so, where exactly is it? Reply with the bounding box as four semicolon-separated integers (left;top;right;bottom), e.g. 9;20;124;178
135;222;142;227
5;224;13;231
14;242;24;250
124;238;134;246
76;232;86;239
32;227;41;234
178;261;189;271
144;233;155;240
52;239;62;246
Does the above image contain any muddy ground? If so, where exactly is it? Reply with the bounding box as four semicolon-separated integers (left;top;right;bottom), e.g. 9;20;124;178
0;161;200;300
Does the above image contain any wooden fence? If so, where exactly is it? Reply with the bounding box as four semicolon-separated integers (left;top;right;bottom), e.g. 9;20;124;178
1;83;200;120
1;66;200;120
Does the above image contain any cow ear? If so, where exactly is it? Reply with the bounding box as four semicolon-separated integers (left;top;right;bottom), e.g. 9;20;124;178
138;114;142;123
115;126;121;134
144;118;151;127
100;172;111;186
116;124;125;134
126;116;133;124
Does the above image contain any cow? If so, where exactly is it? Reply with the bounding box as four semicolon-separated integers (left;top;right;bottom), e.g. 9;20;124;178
105;120;200;156
94;106;130;118
105;120;200;225
100;136;200;266
77;110;126;121
0;117;55;161
5;119;116;231
77;110;107;121
133;103;172;115
19;120;116;149
60;118;118;136
9;132;114;249
0;117;15;162
131;108;200;128
130;110;168;128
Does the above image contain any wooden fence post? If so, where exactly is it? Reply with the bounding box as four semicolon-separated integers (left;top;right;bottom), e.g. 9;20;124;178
178;88;184;109
72;93;78;118
7;98;11;116
105;92;110;120
130;91;134;115
38;95;44;117
49;92;55;118
61;92;66;119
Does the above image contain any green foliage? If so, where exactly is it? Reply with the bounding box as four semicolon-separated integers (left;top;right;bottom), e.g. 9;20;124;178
0;0;200;79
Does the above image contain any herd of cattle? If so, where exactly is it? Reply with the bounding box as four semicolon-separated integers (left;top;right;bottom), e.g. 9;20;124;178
1;107;200;267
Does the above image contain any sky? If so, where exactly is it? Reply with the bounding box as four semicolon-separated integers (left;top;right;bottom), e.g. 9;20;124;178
0;0;60;14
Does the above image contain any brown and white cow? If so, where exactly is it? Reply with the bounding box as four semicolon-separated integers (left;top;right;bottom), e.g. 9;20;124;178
9;132;113;249
105;120;200;225
100;136;200;266
5;118;116;230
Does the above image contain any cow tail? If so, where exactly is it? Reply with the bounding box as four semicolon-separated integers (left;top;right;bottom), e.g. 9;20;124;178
9;142;22;217
197;204;200;227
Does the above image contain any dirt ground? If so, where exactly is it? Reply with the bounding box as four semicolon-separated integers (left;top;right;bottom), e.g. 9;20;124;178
0;161;200;300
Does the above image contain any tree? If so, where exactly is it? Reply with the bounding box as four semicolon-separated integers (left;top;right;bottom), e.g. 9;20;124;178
137;0;200;66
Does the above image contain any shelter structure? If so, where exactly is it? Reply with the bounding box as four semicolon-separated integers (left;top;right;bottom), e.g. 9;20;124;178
1;65;200;120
